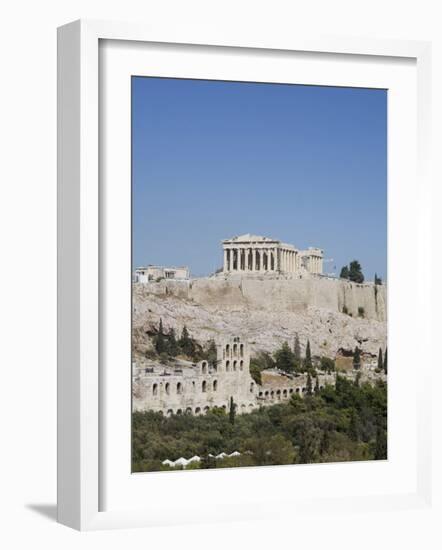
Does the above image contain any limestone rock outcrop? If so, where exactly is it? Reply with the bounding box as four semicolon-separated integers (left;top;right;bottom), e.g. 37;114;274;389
132;277;387;360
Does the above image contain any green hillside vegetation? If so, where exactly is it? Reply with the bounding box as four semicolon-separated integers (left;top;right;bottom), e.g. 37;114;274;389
132;375;387;472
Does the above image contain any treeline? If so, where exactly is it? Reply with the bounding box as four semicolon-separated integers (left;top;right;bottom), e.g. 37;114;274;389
339;260;383;286
250;336;335;384
132;375;388;472
149;319;217;364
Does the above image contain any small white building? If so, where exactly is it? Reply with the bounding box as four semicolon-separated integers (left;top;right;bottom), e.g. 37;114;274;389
134;265;190;283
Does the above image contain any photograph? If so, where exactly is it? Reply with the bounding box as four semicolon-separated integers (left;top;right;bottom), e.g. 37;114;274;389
131;76;388;472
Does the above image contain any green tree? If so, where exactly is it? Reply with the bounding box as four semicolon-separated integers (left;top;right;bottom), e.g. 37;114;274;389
348;260;364;283
320;356;335;373
353;346;361;370
293;334;301;369
304;340;313;371
168;327;178;356
274;342;295;373
179;325;194;357
229;396;236;425
349;409;360;441
383;348;388;374
155;318;167;355
340;266;350;279
374;425;387;460
306;372;313;396
377;348;383;371
206;339;217;367
314;376;320;395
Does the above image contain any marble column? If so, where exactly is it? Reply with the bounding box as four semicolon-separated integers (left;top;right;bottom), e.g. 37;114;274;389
224;249;228;271
252;248;256;271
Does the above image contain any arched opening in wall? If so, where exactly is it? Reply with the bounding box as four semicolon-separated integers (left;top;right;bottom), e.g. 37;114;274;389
152;383;158;396
241;404;246;410
233;360;237;371
270;390;275;399
295;387;300;393
165;382;170;395
283;389;288;398
264;391;269;398
259;391;263;397
226;344;230;357
250;382;254;393
195;407;201;414
225;360;230;372
201;361;207;374
158;410;163;416
289;388;294;394
239;360;243;370
240;344;244;357
213;380;218;391
192;381;196;392
320;385;324;390
167;409;173;417
302;387;306;393
185;407;192;415
176;409;182;415
276;389;281;400
202;380;207;392
249;404;254;409
233;344;237;357
177;382;182;394
203;406;210;414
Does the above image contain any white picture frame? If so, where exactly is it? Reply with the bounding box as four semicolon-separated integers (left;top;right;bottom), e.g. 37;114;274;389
57;19;432;531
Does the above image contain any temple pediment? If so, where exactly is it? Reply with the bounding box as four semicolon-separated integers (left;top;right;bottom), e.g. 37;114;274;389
223;233;276;243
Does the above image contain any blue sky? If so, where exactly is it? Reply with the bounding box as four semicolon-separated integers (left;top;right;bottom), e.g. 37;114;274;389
132;77;387;280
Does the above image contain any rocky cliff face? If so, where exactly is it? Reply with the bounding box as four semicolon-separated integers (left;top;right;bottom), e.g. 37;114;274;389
133;276;387;360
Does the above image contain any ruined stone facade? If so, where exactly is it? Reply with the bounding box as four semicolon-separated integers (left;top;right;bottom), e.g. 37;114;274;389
222;234;323;275
132;335;334;416
134;265;190;283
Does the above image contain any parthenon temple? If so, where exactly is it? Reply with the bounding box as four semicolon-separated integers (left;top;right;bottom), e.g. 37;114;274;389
222;234;323;275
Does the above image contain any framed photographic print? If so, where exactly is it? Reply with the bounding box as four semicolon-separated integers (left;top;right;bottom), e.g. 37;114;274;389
57;20;432;530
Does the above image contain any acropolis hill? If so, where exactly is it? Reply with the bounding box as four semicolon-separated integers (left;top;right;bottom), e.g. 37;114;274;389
133;236;387;364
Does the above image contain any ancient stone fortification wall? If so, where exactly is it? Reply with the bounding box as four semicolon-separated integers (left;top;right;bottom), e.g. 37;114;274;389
141;276;387;322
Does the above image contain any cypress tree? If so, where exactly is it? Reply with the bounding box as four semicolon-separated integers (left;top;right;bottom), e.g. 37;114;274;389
304;340;312;371
155;318;167;354
168;327;178;356
340;266;349;279
353;346;361;370
377;348;383;371
384;348;388;374
314;376;320;395
179;325;194;357
306;373;313;396
293;334;301;370
229;396;236;425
